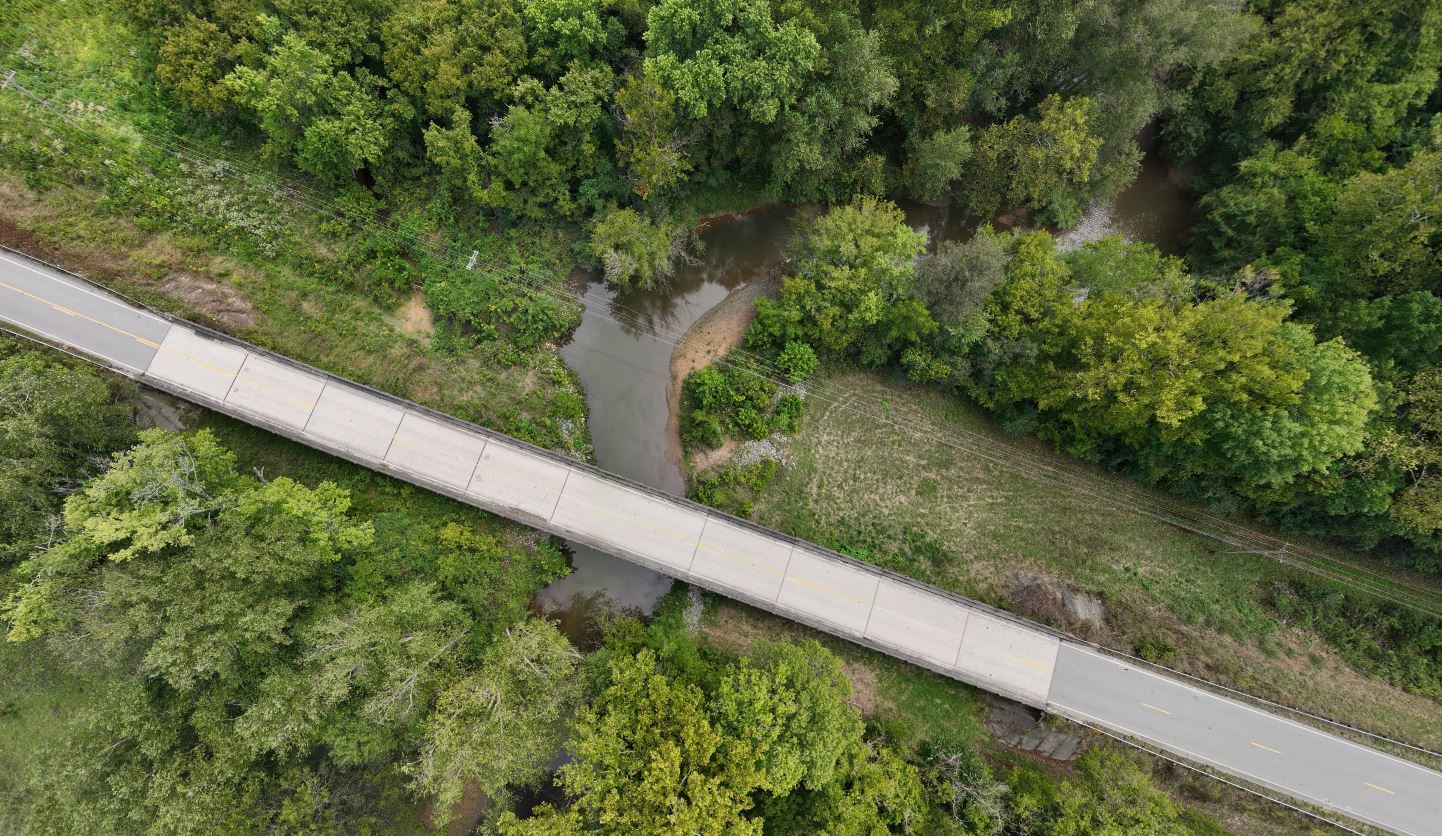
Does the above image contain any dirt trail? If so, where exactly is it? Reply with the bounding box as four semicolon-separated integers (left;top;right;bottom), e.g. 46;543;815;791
665;266;784;479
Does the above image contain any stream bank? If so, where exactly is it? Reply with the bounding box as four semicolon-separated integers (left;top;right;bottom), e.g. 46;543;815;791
534;156;1194;630
533;207;796;629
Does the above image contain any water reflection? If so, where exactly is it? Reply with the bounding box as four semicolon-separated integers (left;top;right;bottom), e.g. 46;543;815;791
534;208;796;625
535;157;1196;630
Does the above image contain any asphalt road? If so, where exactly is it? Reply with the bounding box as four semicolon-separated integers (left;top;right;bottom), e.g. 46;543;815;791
0;251;168;371
4;246;1442;834
1050;645;1442;834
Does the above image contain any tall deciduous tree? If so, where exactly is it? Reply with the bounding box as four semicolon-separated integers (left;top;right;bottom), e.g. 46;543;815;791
502;648;762;835
381;0;526;118
644;0;819;124
0;349;134;566
963;95;1103;225
710;640;862;795
614;71;692;200
750;197;929;360
410;619;582;827
224;34;402;181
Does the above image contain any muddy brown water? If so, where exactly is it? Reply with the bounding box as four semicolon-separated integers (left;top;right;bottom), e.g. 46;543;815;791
534;158;1195;631
533;208;795;627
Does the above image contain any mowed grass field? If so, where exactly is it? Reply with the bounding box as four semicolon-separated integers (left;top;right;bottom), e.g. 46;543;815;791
749;369;1442;752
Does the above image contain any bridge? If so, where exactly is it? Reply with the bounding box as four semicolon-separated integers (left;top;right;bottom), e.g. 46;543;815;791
3;245;1440;835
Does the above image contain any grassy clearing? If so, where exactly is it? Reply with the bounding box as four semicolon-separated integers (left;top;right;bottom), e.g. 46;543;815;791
747;369;1442;752
0;1;589;456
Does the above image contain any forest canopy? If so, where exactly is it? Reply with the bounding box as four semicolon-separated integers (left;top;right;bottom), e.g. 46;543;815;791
125;0;1254;237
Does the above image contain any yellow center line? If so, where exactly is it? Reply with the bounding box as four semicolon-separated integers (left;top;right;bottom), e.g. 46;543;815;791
786;573;869;606
1142;703;1172;716
695;541;788;577
153;343;239;377
1363;781;1396;795
2;279;160;348
1249;741;1281;754
1014;655;1052;672
578;500;700;548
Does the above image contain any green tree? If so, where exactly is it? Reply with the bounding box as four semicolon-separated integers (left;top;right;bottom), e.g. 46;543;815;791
504;649;762;834
901;126;972;204
769;18;898;201
644;0;820;125
522;0;626;79
614;71;692;200
963;95;1103;225
0;349;135;566
1317;149;1442;301
710;640;863;795
1198;331;1377;491
1391;368;1442;540
483;68;619;220
156;14;238;113
4;429;572;832
1032;748;1183;835
919;735;1006;835
916;228;1008;338
381;0;526;118
774;341;819;383
424;107;486;200
1190;147;1338;272
589;206;688;289
1168;0;1441;177
224;34;401;181
1064;236;1192;303
751;197;928;360
1025;293;1310;452
1320;292;1442;379
760;735;928;834
410;619;582;827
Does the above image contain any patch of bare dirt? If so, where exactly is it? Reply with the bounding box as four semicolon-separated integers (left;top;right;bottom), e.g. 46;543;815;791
135;387;200;431
688;437;740;474
668;265;785;477
1009;574;1106;636
395;288;434;337
157;270;256;331
841;659;887;717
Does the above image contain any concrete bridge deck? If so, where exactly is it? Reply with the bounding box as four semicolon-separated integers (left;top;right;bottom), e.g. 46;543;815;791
3;245;1439;835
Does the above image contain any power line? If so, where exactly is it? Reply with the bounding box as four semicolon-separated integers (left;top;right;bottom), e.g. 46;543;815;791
5;63;1442;751
4;58;1439;617
5;61;1440;613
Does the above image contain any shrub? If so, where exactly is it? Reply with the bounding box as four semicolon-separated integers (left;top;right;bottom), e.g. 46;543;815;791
735;405;769;440
685;411;724;449
775;341;820;383
689;460;779;517
589;206;687;290
771;394;805;435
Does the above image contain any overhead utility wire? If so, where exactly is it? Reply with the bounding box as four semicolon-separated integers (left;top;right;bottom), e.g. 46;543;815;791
7;62;1442;758
4;64;1438;617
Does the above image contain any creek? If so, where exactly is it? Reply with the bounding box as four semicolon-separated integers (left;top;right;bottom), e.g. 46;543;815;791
533;157;1194;631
